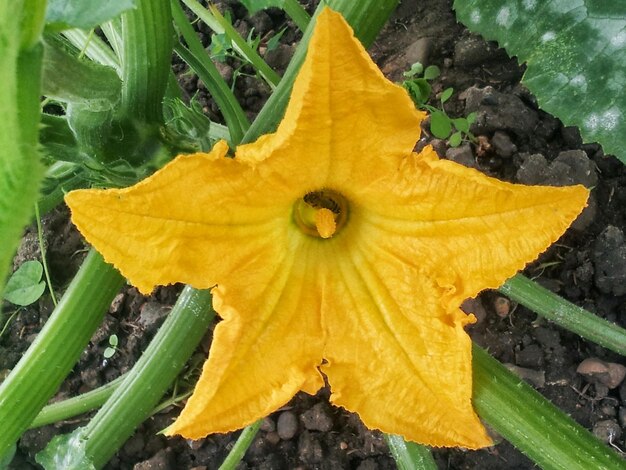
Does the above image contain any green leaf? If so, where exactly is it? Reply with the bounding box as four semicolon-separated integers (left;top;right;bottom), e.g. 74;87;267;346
3;261;46;306
36;429;95;470
453;1;626;163
449;131;463;147
452;117;470;133
466;111;477;125
423;64;440;80
45;0;136;31
109;334;119;347
440;87;453;103
103;347;116;359
403;78;431;106
240;0;286;15
266;27;287;52
384;435;437;470
430;111;452;139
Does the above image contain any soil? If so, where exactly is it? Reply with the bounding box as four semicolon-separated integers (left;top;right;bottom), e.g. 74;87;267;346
3;0;626;468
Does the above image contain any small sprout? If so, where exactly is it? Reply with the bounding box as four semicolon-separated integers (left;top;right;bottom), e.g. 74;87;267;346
423;64;440;80
103;334;119;359
266;27;287;53
403;61;424;78
3;260;46;306
440;87;453;104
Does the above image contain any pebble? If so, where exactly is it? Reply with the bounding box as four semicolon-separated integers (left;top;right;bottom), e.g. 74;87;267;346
453;35;507;67
301;402;334;432
138;302;171;333
493;296;511;318
490;131;517;158
260;416;276;432
277;411;299;440
265;431;281;445
592;420;622;444
445;143;475;168
576;357;626;389
404;37;434;68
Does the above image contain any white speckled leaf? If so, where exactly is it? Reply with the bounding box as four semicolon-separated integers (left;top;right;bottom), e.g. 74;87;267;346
454;0;626;163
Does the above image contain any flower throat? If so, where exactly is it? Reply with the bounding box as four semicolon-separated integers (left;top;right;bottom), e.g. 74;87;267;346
294;190;348;239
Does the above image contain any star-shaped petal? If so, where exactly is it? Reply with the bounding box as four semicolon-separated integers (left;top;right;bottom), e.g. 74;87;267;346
65;7;588;448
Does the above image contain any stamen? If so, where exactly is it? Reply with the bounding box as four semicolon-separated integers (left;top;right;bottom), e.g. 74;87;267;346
315;208;337;238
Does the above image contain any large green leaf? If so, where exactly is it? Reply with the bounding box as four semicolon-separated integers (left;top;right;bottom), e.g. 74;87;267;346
45;0;136;31
0;1;45;298
454;1;626;163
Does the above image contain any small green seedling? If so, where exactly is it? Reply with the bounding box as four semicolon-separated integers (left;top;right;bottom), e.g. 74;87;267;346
402;62;476;147
103;334;119;359
3;260;46;307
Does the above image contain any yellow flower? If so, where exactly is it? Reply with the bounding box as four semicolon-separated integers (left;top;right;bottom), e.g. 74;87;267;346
65;8;588;448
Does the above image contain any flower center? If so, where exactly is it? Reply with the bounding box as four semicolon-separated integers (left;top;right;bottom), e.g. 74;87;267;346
294;190;349;239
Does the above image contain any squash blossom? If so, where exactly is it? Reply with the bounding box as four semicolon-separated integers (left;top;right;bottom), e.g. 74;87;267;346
66;8;589;448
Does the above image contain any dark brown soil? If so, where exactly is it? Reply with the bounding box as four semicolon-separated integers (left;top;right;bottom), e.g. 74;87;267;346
4;0;626;468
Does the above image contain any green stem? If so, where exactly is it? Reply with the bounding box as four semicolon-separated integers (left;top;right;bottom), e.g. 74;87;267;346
34;203;57;306
218;420;263;470
79;287;215;468
29;375;126;429
473;345;625;469
283;0;311;31
171;0;249;144
0;250;124;457
119;0;173;122
499;274;626;356
181;0;281;88
384;434;437;470
241;0;400;143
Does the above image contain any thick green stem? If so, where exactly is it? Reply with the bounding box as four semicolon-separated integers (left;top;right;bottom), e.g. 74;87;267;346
384;435;437;470
78;287;215;468
499;274;626;356
473;345;625;469
241;0;399;143
0;250;124;457
120;0;173;122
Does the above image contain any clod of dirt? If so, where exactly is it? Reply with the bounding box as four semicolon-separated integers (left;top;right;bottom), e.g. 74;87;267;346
298;430;324;464
133;448;175;470
504;364;546;388
577;358;626;389
277;411;299;440
301;402;334;432
593;226;626;296
516;150;598;188
592;420;622;444
453;35;508;68
264;43;295;74
461;297;487;325
515;344;544;369
462;85;539;138
138;302;171;334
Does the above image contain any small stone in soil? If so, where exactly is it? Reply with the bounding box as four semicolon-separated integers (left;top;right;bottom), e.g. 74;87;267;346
277;411;299;440
260;416;276;432
445;143;475;168
404;37;434;68
592;420;622;444
490;130;517;158
576;357;626;389
493;296;511;318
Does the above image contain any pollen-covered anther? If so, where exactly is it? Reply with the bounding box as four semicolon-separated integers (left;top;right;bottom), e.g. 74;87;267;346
315;208;337;238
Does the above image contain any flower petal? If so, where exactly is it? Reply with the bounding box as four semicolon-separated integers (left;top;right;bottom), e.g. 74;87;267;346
65;141;292;293
359;146;590;308
166;234;324;438
236;7;425;194
320;236;492;448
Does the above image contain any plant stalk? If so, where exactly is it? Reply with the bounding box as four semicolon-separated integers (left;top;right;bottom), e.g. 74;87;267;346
0;250;124;456
499;274;626;356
